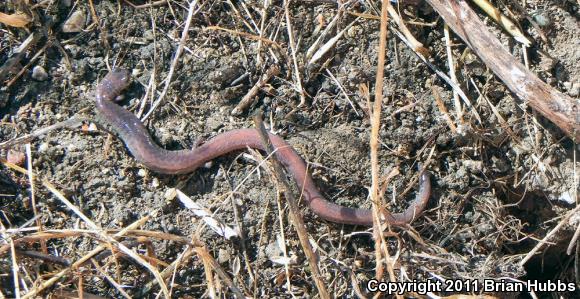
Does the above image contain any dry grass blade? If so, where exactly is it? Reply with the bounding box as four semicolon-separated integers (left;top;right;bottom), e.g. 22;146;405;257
253;115;330;299
21;216;151;298
519;204;580;266
90;260;132;299
471;0;532;46
386;3;429;57
0;116;88;149
25;144;47;255
51;289;107;299
471;78;519;140
567;222;580;255
256;0;271;66
9;239;20;299
87;0;110;49
205;26;281;48
123;0;168;9
273;198;295;294
201;248;217;298
194;246;246;298
41;180;170;298
136;245;196;297
283;0;307;106
305;12;340;62
326;69;360;116
2;157;161;297
308;18;358;66
0;229;192;258
443;24;464;125
392;29;481;124
142;0;198;121
175;189;238;239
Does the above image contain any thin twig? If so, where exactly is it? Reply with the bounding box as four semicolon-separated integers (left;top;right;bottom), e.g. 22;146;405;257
431;85;457;133
142;0;198;121
370;0;398;290
42;180;171;298
427;0;580;140
0;117;88;150
205;26;281;48
567;222;580;255
252;114;330;299
231;65;280;115
387;3;429;57
91;259;132;299
283;0;307;106
123;0;168;9
87;0;110;50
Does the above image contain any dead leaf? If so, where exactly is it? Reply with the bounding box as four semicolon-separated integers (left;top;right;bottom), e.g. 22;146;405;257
0;12;31;27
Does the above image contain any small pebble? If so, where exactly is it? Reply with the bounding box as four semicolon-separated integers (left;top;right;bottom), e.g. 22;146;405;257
7;150;26;166
539;55;556;72
137;169;147;177
217;248;231;264
131;68;141;77
38;143;49;152
66;143;77;152
354;258;364;268
87;123;98;132
64;44;81;58
532;11;551;27
81;123;90;132
151;177;160;188
143;29;155;41
62;10;85;33
557;190;575;205
164;188;177;201
31;66;48;81
569;83;579;97
462;160;483;172
564;82;572;90
571;212;580;226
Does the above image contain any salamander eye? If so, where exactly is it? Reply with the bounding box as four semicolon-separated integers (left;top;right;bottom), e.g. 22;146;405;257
113;94;125;102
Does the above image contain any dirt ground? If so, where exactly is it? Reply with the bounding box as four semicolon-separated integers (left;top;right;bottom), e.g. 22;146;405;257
1;0;579;298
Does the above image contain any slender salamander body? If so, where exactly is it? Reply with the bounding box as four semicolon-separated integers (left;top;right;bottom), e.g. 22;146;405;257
95;69;431;226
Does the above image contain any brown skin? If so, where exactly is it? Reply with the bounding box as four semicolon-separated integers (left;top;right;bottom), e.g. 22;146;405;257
95;69;431;226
